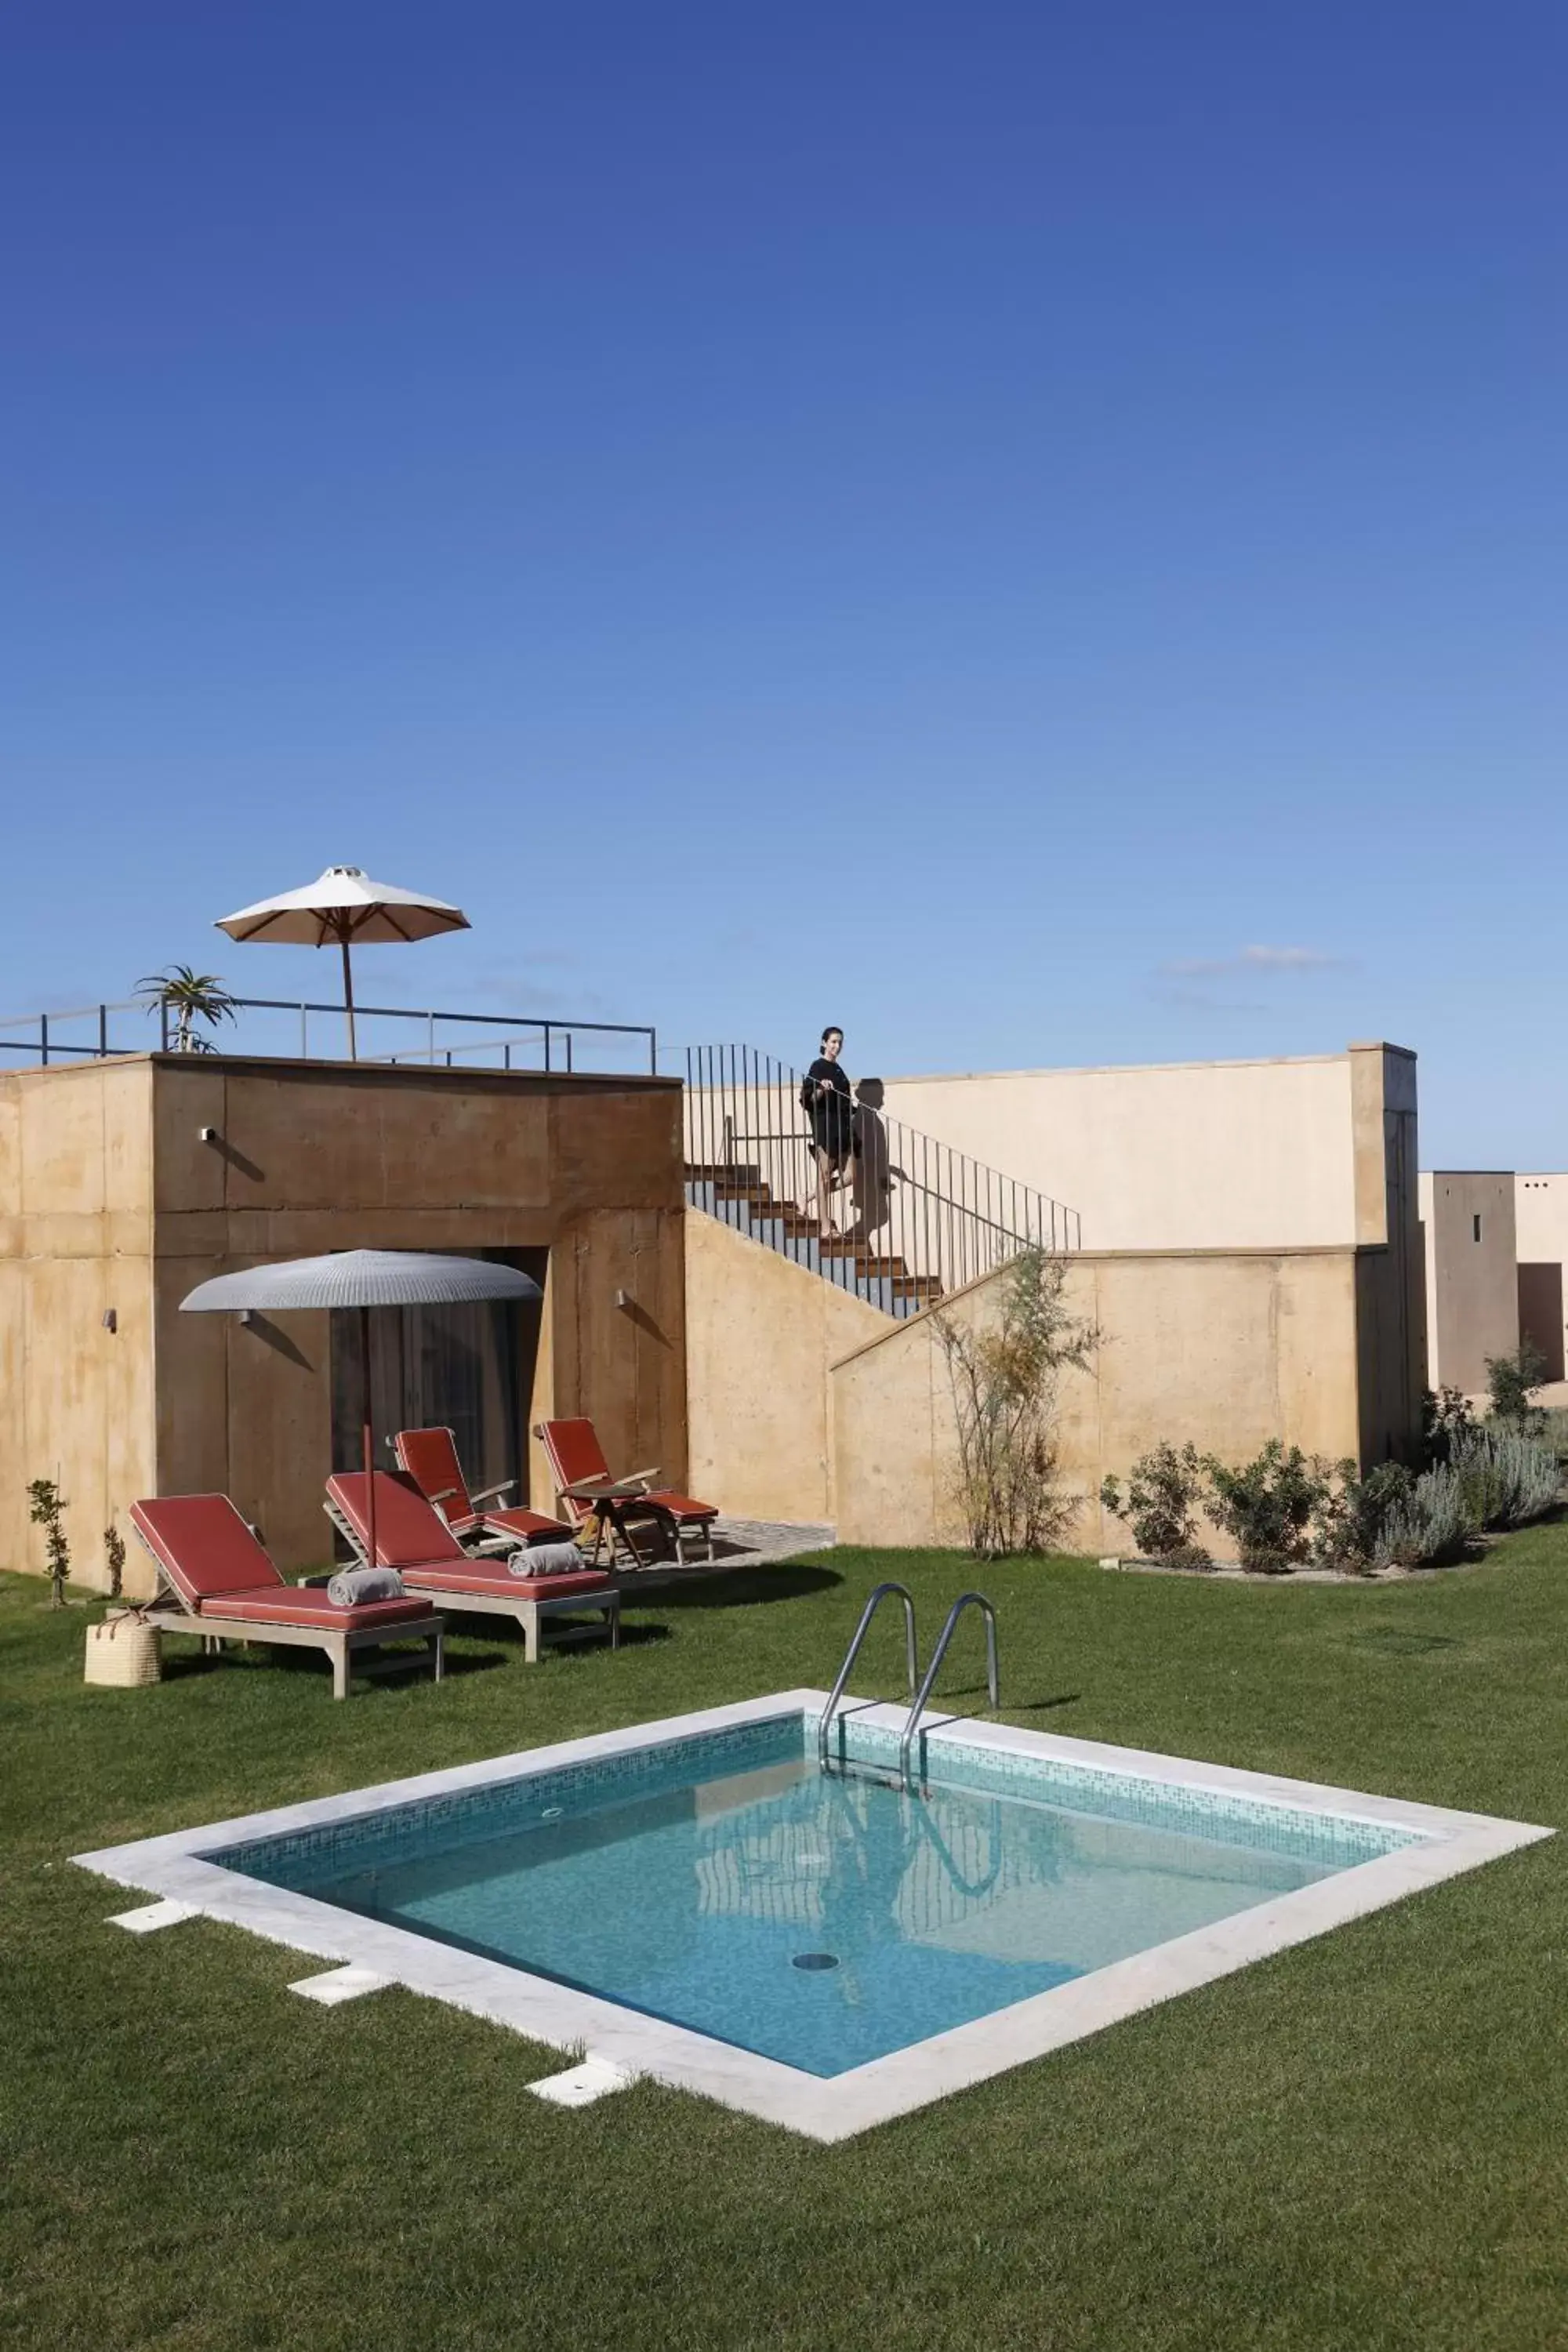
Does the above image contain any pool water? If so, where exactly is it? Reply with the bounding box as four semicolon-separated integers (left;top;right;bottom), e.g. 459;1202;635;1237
222;1720;1414;2076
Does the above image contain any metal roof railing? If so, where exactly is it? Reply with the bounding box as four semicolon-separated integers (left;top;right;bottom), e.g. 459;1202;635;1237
0;996;659;1077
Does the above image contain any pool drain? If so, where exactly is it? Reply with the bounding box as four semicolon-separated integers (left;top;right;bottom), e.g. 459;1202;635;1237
792;1951;840;1972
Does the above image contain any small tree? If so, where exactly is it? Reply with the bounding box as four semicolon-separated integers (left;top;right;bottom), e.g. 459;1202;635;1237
136;966;238;1054
1485;1339;1548;1432
935;1246;1097;1558
104;1523;127;1599
27;1478;71;1608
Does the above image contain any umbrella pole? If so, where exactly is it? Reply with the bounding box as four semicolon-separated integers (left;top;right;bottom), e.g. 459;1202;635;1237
340;927;358;1062
361;1302;377;1571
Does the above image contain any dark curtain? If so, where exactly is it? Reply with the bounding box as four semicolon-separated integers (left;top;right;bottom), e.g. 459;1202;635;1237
329;1248;546;1506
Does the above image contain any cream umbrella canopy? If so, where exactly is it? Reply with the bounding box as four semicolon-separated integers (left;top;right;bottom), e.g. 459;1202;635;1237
216;865;470;1060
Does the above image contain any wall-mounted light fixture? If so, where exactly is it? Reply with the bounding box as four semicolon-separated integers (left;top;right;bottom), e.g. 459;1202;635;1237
198;1127;218;1144
615;1288;630;1309
238;1309;256;1328
101;1308;117;1334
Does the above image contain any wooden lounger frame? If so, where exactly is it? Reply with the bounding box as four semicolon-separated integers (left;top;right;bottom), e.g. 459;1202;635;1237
321;1493;619;1664
131;1525;444;1701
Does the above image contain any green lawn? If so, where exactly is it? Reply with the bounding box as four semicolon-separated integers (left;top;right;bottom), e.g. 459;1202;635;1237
5;1537;1568;2352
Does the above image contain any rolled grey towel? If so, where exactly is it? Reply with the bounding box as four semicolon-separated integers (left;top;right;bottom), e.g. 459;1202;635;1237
327;1566;407;1607
509;1541;589;1579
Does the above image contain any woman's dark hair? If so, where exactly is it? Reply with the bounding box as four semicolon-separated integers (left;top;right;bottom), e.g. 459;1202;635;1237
821;1026;843;1047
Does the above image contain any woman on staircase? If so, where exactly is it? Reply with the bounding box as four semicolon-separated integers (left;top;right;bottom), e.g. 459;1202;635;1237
801;1025;855;1236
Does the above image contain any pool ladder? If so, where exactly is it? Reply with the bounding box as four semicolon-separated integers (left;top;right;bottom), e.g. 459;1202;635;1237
818;1585;1000;1791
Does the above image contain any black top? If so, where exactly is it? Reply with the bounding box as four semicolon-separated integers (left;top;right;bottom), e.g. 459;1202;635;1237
801;1058;854;1156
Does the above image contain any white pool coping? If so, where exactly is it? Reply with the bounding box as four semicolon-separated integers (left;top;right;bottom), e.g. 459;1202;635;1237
74;1692;1552;2143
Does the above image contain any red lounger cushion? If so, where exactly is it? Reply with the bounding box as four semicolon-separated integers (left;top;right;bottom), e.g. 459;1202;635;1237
457;1506;571;1542
399;1565;612;1601
328;1470;470;1568
392;1429;566;1544
132;1494;287;1606
638;1491;719;1523
211;1585;434;1629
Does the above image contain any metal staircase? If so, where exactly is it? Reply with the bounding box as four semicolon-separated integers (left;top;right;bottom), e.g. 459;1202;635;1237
684;1043;1080;1320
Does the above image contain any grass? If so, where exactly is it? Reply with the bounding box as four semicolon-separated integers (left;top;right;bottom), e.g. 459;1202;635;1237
5;1536;1568;2351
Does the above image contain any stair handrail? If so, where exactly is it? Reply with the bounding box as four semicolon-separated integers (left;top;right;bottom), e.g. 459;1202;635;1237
818;1581;920;1771
898;1592;1000;1790
684;1043;1082;1313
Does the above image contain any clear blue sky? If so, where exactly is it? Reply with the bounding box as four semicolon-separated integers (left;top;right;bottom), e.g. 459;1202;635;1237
2;2;1564;1166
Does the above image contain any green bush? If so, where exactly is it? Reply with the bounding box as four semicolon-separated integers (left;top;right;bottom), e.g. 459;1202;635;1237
1375;1463;1477;1568
1422;1385;1475;1465
1452;1425;1560;1530
1162;1541;1218;1573
1203;1442;1330;1573
1485;1339;1548;1432
1100;1442;1207;1558
1311;1460;1415;1573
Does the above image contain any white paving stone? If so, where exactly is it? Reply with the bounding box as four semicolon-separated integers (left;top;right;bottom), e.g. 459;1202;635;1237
108;1899;194;1933
528;2056;638;2108
288;1965;393;2005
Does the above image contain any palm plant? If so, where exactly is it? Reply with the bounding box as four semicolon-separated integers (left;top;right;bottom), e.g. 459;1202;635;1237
135;966;239;1054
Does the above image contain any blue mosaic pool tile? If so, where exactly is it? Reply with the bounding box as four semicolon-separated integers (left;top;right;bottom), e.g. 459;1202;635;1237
211;1714;804;1887
206;1707;1423;1896
822;1716;1423;1870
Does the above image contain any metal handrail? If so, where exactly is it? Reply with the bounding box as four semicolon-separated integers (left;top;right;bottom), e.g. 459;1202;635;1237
898;1592;1000;1791
817;1581;919;1772
0;995;658;1076
684;1043;1082;1314
712;1123;1057;1251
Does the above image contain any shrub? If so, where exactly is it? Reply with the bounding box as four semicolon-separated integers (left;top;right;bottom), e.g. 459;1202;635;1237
1375;1463;1476;1568
1202;1442;1330;1573
1451;1425;1560;1530
1310;1459;1415;1573
104;1524;126;1599
1100;1442;1206;1558
1422;1385;1475;1465
1485;1339;1548;1432
26;1478;71;1608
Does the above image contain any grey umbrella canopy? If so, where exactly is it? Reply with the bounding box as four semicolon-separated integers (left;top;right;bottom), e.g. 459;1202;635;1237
182;1251;542;1571
180;1250;541;1316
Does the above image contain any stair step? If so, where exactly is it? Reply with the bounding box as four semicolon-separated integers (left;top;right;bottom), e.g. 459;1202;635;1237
893;1276;943;1301
686;1163;762;1186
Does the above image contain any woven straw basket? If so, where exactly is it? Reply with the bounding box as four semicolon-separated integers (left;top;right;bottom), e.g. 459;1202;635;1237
84;1612;162;1689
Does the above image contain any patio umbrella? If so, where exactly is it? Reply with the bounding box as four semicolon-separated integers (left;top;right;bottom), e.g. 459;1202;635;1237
216;865;470;1061
181;1250;542;1578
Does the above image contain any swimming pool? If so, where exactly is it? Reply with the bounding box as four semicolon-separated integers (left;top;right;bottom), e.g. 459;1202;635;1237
76;1693;1549;2138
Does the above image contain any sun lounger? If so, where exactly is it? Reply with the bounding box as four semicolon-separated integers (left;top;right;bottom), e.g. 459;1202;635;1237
130;1495;444;1700
392;1425;568;1552
533;1418;720;1568
325;1470;619;1664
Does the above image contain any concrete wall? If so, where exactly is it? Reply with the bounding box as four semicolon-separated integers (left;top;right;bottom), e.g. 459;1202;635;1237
831;1246;1372;1555
0;1060;158;1595
1514;1175;1568;1381
684;1212;887;1523
1418;1171;1518;1396
879;1051;1363;1249
1;1054;688;1594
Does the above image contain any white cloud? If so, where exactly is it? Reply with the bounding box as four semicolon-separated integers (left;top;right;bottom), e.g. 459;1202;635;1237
1162;944;1347;981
